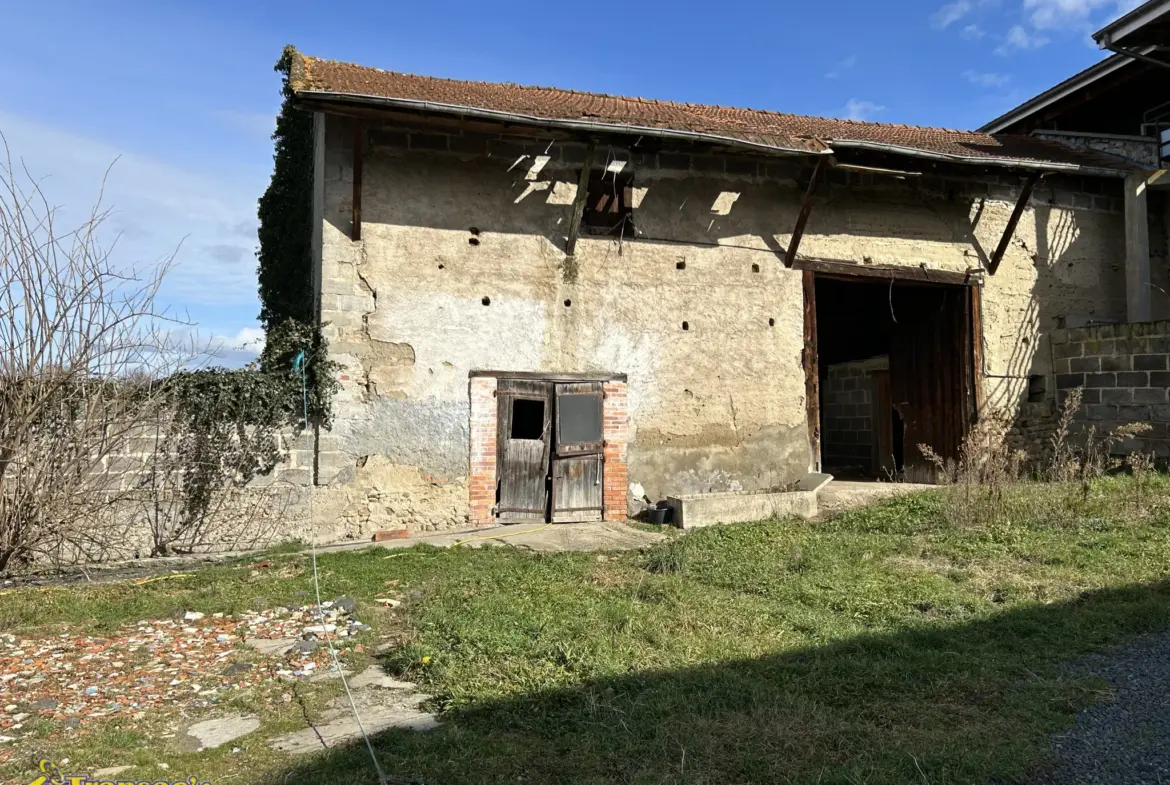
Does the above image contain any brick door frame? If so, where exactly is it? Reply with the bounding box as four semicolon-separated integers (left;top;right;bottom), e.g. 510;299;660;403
467;371;628;525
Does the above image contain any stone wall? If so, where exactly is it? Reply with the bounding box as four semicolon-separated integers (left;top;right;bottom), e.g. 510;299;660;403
311;111;1131;533
1051;320;1170;456
1006;400;1063;458
1034;130;1161;169
821;357;886;473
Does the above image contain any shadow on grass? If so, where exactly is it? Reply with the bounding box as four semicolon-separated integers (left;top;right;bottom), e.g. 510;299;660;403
263;580;1170;785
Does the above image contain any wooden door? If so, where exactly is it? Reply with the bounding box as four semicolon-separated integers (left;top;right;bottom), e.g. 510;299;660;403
889;286;974;483
872;369;896;477
551;382;604;522
496;379;553;521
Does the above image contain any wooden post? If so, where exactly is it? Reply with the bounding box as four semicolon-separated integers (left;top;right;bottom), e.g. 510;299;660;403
969;284;985;416
784;157;828;268
564;141;596;257
987;171;1041;275
351;120;363;242
1124;171;1152;322
802;268;821;471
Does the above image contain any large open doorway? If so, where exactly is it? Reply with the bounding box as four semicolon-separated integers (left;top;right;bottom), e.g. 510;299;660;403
807;271;980;482
495;378;605;523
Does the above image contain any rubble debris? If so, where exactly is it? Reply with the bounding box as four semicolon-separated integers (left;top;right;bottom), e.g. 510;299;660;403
0;597;373;760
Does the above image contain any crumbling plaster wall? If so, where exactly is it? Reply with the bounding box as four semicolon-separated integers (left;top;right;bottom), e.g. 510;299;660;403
313;113;1127;531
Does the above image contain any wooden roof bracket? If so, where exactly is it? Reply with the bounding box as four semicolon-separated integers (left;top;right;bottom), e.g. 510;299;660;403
784;157;830;268
564;140;597;257
986;171;1042;275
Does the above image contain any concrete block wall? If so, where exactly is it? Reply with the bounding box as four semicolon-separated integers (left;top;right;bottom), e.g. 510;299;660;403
821;357;886;472
1052;320;1170;456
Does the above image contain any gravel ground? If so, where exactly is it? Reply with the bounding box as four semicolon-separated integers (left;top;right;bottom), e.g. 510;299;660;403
1031;628;1170;785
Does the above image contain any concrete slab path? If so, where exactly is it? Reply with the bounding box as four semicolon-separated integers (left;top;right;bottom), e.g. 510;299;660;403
817;480;935;515
347;521;666;554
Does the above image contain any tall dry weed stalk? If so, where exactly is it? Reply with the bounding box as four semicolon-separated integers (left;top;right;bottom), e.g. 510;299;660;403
919;386;1159;529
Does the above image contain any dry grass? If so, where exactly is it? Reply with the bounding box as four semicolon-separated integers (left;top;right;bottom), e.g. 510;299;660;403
919;387;1165;531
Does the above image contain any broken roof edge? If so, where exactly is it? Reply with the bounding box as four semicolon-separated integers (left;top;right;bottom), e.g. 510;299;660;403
831;139;1131;177
294;90;829;158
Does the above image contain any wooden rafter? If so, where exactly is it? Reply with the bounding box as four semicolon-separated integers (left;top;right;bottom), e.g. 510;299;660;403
784;157;829;268
987;171;1042;275
564;141;597;257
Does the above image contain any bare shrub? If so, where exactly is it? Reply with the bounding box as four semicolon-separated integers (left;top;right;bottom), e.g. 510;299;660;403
0;147;196;571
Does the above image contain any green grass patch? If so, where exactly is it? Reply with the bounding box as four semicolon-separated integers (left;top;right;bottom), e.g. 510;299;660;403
4;479;1170;785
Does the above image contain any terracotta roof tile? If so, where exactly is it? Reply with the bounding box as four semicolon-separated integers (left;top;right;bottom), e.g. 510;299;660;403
293;52;1131;172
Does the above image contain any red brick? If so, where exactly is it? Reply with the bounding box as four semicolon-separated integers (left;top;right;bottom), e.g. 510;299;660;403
372;529;409;541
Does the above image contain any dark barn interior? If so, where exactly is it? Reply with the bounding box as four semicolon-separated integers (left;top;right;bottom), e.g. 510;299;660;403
814;275;975;481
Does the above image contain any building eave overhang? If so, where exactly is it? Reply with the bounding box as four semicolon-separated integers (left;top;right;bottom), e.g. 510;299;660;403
297;90;1132;178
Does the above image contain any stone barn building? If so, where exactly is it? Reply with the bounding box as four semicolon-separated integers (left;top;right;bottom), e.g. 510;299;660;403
283;49;1158;535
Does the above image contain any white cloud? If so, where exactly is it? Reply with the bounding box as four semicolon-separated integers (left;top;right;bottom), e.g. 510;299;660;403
207;326;265;365
825;55;858;79
963;69;1011;86
0;111;263;338
162;324;264;369
995;24;1051;53
933;0;999;28
1022;0;1129;29
932;0;974;28
843;99;886;121
961;23;987;38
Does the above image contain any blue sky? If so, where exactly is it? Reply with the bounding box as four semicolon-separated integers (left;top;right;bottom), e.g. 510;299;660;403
0;0;1140;363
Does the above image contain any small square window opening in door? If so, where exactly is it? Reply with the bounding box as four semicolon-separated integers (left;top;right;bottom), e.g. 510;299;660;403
509;398;546;440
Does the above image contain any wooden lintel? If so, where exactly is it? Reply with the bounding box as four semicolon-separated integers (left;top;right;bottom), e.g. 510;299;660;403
794;258;984;287
564;141;596;257
986;171;1042;276
784;157;829;268
351;120;363;242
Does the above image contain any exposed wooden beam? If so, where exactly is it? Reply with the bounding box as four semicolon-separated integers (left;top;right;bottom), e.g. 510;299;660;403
987;172;1042;275
794;257;984;287
564;141;596;257
784;157;829;268
351;120;364;242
